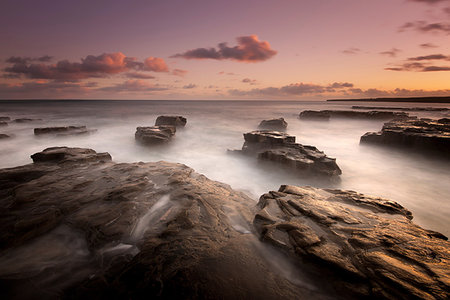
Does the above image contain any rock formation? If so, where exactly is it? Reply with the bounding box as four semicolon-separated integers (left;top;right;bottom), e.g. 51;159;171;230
254;185;450;299
299;110;408;120
135;125;176;144
352;106;449;111
34;126;96;136
233;131;341;177
360;117;450;156
258;118;288;131
0;147;322;299
0;134;11;139
155;115;187;127
0;117;10;121
0;122;7;127
14;118;43;123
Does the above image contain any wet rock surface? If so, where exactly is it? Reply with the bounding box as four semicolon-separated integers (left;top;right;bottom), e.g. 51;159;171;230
0;147;326;299
155;115;187;127
299;110;408;120
254;185;450;299
14;118;43;123
0;117;10;122
258;118;288;131
233;131;341;177
352;105;449;111
0;134;11;139
360;117;450;156
135;125;176;144
34;126;96;136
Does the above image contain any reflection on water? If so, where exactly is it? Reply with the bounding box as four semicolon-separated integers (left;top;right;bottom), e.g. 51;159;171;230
0;100;449;236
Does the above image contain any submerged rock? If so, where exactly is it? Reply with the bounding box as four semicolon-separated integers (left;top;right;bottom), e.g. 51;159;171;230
258;118;288;131
254;185;450;299
14;118;43;123
360;117;450;156
0;122;7;127
0;147;322;299
352;105;449;111
155;115;187;127
34;126;96;136
135;125;176;144
234;130;341;177
299;110;408;120
0;134;11;139
0;117;10;122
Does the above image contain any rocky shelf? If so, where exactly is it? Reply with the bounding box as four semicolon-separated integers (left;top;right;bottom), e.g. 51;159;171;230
232;130;341;177
299;110;408;120
34;126;96;136
360;117;450;156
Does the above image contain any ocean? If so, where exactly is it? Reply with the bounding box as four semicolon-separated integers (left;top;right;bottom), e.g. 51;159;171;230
1;100;449;236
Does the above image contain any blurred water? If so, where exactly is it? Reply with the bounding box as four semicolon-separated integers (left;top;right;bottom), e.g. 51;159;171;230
0;100;449;236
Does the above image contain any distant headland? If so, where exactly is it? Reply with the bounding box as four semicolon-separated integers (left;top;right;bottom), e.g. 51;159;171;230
327;96;450;103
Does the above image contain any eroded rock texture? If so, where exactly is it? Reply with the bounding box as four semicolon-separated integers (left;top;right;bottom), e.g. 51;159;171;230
299;110;408;120
258;118;288;131
254;185;450;299
155;115;187;127
234;130;341;177
0;147;322;299
361;117;450;156
135;125;176;144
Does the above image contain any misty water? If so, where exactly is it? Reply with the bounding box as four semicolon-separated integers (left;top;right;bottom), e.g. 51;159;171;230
0;100;449;237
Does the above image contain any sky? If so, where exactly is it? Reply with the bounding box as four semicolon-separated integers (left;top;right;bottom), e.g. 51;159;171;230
0;0;449;100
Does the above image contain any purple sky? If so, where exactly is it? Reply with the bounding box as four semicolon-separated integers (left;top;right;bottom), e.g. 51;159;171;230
0;0;449;99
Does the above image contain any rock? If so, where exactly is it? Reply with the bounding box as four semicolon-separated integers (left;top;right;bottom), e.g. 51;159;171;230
299;110;408;120
34;126;96;136
0;122;7;127
352;106;449;111
135;125;176;144
0;117;10;121
14;118;43;123
0;147;323;299
258;118;288;131
360;117;450;156
155;115;187;127
254;185;450;299
0;134;11;139
31;147;112;164
234;131;341;177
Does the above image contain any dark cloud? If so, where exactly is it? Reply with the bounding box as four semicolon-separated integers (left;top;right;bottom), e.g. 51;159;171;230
218;71;236;75
380;48;402;57
3;52;169;81
171;35;277;62
242;78;257;85
5;55;53;64
99;80;168;92
171;69;188;77
399;21;450;34
183;83;197;89
407;54;449;60
444;7;450;15
0;81;91;97
341;47;361;55
125;72;156;79
408;0;448;4
345;87;450;97
420;43;439;48
229;82;354;97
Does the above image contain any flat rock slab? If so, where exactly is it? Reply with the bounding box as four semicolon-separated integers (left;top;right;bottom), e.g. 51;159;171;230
258;118;288;131
155;115;187;127
361;117;450;156
352;106;449;111
254;185;450;299
34;126;96;136
0;147;321;299
135;125;176;144
0;117;10;121
234;131;341;177
14;118;43;123
0;134;11;139
299;110;408;120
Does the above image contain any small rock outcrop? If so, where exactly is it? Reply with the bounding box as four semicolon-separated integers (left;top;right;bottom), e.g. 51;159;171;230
0;117;10;121
360;117;450;156
135;125;176;144
258;118;288;131
352;106;449;111
299;110;408;120
0;122;7;127
34;126;96;136
233;131;341;177
14;118;43;123
254;185;450;299
0;147;320;299
0;134;11;139
155;115;187;127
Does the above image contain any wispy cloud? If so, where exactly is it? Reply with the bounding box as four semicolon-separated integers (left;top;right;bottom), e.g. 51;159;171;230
408;0;448;4
385;53;450;71
341;47;361;55
171;35;277;62
420;43;439;48
380;48;402;57
399;21;450;34
242;78;257;85
99;80;168;92
183;83;197;89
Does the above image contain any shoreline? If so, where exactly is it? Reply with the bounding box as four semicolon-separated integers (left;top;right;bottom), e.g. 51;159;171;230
327;96;450;103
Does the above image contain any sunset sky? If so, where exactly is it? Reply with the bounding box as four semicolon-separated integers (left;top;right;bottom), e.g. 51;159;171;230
0;0;449;100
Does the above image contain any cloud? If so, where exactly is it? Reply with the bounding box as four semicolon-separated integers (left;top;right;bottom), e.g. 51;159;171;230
171;68;188;77
444;7;450;15
0;81;91;96
407;54;449;60
346;87;450;97
183;83;197;89
419;43;439;48
379;48;402;57
399;21;450;34
171;35;277;62
408;0;448;4
341;47;361;55
5;55;53;64
229;82;354;97
125;72;156;79
3;52;169;81
218;71;236;75
242;78;258;85
99;80;168;92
